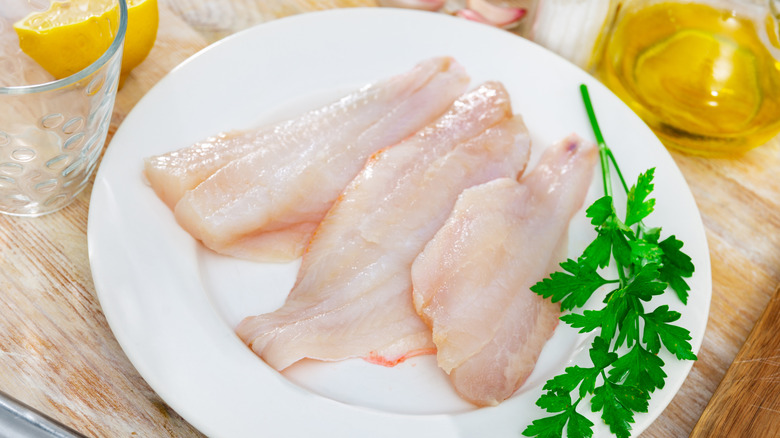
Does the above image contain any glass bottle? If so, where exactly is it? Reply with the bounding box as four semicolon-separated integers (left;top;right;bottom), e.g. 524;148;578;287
594;0;780;156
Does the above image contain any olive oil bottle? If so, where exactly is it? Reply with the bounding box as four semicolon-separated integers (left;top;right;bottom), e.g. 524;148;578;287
596;1;780;156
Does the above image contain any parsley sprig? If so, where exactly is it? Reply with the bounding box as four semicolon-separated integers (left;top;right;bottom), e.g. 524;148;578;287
522;85;696;438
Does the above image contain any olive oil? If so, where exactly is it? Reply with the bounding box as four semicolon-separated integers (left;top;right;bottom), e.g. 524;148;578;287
596;2;780;156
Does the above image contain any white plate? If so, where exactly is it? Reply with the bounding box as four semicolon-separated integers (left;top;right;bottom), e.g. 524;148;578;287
88;8;711;438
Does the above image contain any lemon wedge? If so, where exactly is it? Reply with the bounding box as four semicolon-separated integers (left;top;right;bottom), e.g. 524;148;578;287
122;0;158;76
14;0;158;80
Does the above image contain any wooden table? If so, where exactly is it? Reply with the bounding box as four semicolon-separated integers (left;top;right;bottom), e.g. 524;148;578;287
1;2;778;437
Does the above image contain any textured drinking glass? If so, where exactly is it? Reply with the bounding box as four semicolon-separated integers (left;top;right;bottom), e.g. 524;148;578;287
0;0;128;216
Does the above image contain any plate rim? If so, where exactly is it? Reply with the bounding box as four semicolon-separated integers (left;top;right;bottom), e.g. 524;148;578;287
88;7;712;438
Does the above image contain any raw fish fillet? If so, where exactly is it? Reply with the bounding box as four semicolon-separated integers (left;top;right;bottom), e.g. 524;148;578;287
411;135;597;406
144;56;467;210
162;57;470;261
236;82;532;371
144;130;264;209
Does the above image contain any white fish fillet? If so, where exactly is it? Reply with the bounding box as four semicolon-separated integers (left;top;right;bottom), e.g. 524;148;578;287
411;135;597;406
143;56;467;210
144;130;265;210
164;57;469;262
236;82;532;371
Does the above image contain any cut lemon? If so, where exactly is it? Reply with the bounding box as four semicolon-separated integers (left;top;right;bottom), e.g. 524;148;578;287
14;0;158;80
122;0;158;76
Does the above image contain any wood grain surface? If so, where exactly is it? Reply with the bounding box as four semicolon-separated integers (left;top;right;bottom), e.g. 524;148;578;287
690;285;780;437
646;141;780;438
0;1;778;437
0;6;209;437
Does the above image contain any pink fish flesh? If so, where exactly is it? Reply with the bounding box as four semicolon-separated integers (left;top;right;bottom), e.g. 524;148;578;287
410;135;597;406
165;57;470;262
144;130;266;210
144;57;468;211
236;82;532;371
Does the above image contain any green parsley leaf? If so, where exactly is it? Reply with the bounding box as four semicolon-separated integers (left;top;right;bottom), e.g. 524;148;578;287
566;410;595;438
581;230;613;269
607;379;649;415
609;343;667;393
642;226;662;244
523;405;596;438
543;366;597;395
590;336;618;370
600;288;630;341
625;168;656;226
628;239;663;266
623;263;667;301
642;305;697;360
523;412;569;438
591;381;635;438
586;196;615;226
531;259;613;311
560;310;604;334
537;389;574;413
658;235;695;304
609;225;634;268
614;305;641;349
525;85;697;438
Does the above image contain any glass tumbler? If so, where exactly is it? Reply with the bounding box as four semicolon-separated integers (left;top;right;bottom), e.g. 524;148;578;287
595;0;780;156
0;0;128;216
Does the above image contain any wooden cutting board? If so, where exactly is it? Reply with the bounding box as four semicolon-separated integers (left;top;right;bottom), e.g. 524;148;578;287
690;284;780;437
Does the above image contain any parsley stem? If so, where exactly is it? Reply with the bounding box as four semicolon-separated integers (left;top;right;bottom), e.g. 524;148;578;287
580;84;630;288
606;149;629;194
525;85;697;438
579;84;612;198
617;262;628;288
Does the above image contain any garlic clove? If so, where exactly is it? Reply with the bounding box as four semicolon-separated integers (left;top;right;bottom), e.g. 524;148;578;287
455;8;490;24
377;0;447;12
461;0;526;28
